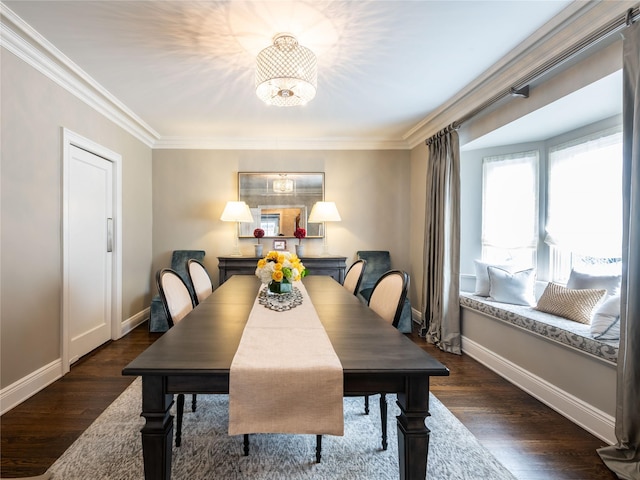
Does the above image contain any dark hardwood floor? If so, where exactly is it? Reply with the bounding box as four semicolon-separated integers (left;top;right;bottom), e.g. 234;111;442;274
1;322;616;479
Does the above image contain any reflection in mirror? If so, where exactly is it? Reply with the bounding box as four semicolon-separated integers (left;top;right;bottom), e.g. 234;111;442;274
238;173;324;238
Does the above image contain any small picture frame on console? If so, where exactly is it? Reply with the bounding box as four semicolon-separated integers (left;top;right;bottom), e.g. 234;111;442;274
273;239;287;251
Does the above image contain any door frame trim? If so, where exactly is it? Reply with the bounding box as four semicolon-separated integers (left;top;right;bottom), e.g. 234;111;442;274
61;128;122;374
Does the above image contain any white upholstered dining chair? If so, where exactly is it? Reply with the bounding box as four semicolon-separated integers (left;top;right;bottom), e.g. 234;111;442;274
187;258;213;305
156;268;197;447
366;269;409;450
342;259;366;296
318;269;410;458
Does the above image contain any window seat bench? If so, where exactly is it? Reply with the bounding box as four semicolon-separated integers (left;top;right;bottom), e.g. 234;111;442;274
459;292;619;364
459;291;618;444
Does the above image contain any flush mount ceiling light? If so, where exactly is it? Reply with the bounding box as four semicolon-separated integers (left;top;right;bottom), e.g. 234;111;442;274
255;33;317;107
272;174;294;193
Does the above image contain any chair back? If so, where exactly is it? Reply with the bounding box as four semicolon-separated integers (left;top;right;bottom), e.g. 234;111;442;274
187;259;213;305
170;250;205;303
356;251;391;294
368;270;409;328
156;268;194;327
343;259;366;295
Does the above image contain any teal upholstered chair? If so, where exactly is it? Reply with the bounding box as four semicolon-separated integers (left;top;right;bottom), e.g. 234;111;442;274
149;250;205;332
356;251;413;333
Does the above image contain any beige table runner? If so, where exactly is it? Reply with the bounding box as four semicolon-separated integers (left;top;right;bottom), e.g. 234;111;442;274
228;281;344;436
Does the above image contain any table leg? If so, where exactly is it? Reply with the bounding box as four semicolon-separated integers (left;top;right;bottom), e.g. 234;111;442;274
395;376;430;480
140;376;174;480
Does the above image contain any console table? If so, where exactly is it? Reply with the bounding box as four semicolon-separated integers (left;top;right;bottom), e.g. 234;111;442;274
218;255;347;285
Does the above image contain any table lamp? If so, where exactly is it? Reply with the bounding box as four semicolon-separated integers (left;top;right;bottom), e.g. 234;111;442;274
220;201;254;256
308;201;341;255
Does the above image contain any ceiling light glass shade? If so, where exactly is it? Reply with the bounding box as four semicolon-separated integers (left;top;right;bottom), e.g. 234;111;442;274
256;33;317;107
273;176;294;193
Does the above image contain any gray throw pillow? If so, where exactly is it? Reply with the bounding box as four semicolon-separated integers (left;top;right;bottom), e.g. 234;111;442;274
487;266;536;306
474;260;513;296
566;269;621;297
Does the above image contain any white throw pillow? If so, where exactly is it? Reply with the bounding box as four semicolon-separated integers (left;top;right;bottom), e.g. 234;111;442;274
474;260;513;296
590;295;621;340
566;269;621;297
487;266;536;306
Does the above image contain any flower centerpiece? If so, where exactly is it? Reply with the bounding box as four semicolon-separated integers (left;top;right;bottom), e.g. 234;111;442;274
253;228;265;257
294;228;306;257
255;251;307;294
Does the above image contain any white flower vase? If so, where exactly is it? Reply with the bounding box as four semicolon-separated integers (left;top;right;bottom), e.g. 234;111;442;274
254;244;263;257
295;244;304;257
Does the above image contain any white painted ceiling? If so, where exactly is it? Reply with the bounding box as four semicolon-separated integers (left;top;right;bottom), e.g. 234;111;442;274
4;0;587;148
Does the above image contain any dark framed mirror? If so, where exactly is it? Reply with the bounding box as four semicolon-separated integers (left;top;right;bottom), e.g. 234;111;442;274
238;172;324;238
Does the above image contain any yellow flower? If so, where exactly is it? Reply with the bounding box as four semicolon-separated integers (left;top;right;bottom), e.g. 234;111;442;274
256;251;306;285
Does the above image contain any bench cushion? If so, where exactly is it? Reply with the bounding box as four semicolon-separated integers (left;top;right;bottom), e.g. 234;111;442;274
460;292;618;364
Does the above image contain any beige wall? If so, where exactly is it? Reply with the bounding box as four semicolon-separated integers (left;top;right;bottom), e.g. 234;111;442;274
151;149;411;290
409;143;429;316
1;50;153;388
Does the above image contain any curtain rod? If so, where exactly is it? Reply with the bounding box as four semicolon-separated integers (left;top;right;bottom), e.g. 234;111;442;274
425;124;458;146
444;6;639;134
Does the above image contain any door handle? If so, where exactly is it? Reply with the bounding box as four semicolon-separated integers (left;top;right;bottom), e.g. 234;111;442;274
107;218;113;253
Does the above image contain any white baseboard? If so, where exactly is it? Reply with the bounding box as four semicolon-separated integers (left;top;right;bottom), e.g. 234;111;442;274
462;335;616;445
0;359;63;415
411;306;422;323
120;307;149;337
1;308;150;415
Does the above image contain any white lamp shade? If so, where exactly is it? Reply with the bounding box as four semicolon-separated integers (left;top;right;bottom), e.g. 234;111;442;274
308;201;341;222
220;201;254;223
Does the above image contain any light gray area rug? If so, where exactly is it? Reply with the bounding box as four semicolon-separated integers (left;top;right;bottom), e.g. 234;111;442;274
48;378;516;479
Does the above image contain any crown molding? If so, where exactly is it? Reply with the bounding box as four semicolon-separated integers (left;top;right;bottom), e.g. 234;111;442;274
403;0;636;148
153;136;411;151
4;1;632;152
1;3;160;148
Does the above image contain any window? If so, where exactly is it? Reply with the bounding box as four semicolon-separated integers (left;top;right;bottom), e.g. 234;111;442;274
546;128;623;282
260;214;280;236
481;151;539;266
475;124;623;285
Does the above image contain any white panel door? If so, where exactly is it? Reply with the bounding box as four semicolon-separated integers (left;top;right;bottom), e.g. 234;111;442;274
68;145;113;363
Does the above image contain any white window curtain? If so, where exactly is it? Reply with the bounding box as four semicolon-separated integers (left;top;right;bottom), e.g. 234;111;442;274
481;151;539;265
546;128;623;258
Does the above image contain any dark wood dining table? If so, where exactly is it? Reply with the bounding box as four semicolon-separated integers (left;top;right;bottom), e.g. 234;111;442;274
123;275;449;479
